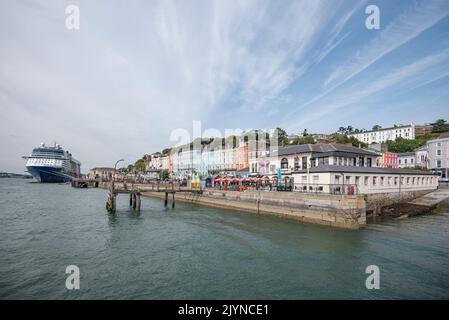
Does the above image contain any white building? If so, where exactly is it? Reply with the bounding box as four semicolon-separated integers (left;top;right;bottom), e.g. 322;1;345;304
397;152;416;168
415;145;428;169
275;143;379;175
262;143;438;194
427;134;449;181
291;167;438;194
348;123;416;144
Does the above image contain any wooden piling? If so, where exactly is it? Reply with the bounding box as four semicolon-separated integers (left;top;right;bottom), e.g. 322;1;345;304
172;192;175;208
137;193;141;211
112;193;116;212
164;192;168;207
132;193;137;210
129;193;133;206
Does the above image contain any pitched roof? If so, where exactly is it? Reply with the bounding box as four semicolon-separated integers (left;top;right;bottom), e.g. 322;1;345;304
292;165;436;175
278;143;378;156
397;152;415;157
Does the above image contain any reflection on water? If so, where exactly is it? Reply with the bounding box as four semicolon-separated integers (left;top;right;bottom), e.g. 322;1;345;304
0;179;448;299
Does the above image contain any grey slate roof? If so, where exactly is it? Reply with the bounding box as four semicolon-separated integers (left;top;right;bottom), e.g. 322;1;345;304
397;152;415;157
292;165;436;175
278;143;378;157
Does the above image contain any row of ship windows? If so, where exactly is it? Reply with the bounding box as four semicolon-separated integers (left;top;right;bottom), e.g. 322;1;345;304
29;159;61;165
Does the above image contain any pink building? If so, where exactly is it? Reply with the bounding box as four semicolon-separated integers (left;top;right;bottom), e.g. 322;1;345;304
382;152;398;168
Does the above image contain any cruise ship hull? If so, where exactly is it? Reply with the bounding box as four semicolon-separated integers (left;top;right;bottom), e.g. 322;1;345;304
26;166;74;183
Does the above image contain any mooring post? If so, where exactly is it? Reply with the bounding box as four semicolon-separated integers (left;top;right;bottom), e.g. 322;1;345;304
112;193;116;213
129;193;133;206
106;193;111;211
172;192;175;208
132;193;137;210
137;193;141;211
164;192;168;207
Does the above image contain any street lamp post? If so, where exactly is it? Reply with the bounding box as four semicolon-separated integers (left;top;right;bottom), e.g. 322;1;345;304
113;159;125;188
114;159;125;171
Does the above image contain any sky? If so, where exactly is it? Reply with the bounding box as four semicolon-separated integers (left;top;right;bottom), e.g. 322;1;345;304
1;0;449;173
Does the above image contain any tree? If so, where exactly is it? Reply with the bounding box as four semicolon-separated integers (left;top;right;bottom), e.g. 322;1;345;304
372;124;382;131
159;170;169;180
275;127;289;146
134;159;146;173
432;119;449;133
126;164;134;174
386;137;422;153
292;135;315;145
161;148;171;156
338;126;346;134
331;134;367;148
347;126;354;134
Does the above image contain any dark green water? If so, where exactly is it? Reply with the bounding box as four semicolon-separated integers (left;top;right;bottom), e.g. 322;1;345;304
1;178;448;299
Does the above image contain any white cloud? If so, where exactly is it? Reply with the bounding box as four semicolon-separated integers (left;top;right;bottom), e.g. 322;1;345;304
323;0;449;90
285;48;449;130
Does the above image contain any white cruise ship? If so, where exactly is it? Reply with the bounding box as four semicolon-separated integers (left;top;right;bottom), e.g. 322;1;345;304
23;143;81;183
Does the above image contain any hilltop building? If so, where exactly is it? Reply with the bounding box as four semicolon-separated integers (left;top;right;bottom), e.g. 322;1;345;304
427;134;449;181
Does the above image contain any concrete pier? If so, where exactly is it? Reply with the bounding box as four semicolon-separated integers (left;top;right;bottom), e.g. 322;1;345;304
379;188;449;217
407;188;449;207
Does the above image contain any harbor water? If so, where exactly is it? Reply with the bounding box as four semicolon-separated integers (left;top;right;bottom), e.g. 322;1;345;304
1;178;448;299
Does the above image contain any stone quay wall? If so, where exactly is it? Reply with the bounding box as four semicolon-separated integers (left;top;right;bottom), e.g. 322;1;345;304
141;189;367;229
364;190;433;215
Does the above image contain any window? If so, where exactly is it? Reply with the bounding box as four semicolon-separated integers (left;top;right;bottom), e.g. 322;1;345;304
302;157;307;169
388;177;392;185
411;158;414;164
372;176;377;186
380;177;384;185
394;177;398;185
313;176;319;184
437;142;441;147
345;176;351;184
437;160;442;168
294;157;300;171
301;176;307;183
281;158;289;169
364;176;369;186
437;150;441;156
404;159;408;164
334;175;340;184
